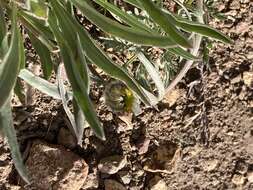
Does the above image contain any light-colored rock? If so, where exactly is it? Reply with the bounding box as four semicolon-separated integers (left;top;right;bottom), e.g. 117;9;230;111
137;138;150;155
98;155;127;174
23;140;88;190
232;174;246;185
149;176;168;190
203;159;219;172
247;171;253;183
57;127;77;149
118;170;132;185
104;179;127;190
163;89;182;107
82;170;99;189
243;71;253;88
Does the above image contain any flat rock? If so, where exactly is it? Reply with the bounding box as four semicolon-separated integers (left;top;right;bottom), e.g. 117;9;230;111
98;155;127;174
23;140;88;190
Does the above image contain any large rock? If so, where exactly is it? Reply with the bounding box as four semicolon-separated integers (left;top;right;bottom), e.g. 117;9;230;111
23;140;88;190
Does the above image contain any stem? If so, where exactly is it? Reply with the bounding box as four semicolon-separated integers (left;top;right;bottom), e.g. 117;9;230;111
164;0;203;96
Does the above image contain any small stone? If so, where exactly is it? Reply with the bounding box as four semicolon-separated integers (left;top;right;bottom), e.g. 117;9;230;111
203;160;219;172
57;127;77;149
163;89;182;107
232;174;246;185
149;176;168;190
243;72;253;88
247;172;253;183
104;179;127;190
118;170;132;185
98;155;128;174
82;170;99;189
23;140;88;190
137;138;150;155
230;75;241;84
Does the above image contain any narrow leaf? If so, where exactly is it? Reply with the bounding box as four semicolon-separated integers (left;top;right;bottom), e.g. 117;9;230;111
136;0;191;48
0;100;29;184
167;47;199;60
57;64;78;139
70;0;177;48
51;0;151;106
171;12;232;43
94;0;152;33
18;10;55;50
0;7;6;43
29;32;53;79
137;52;165;100
0;7;20;108
18;69;72;100
48;8;105;139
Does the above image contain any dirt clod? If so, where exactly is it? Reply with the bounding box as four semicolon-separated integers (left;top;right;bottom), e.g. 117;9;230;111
22;140;88;190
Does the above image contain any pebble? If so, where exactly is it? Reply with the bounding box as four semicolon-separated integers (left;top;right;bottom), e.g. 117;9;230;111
98;155;128;174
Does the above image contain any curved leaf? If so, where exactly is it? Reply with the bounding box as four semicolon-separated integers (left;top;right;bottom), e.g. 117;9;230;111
51;0;151;106
18;69;72;100
136;0;191;48
70;0;177;48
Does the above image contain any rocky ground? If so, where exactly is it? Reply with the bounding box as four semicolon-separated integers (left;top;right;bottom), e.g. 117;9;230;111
0;0;253;189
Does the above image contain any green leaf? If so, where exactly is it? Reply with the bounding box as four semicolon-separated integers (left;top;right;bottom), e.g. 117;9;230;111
137;52;165;100
27;0;48;19
0;7;6;43
14;78;26;105
73;99;86;144
70;0;177;48
29;32;53;79
167;11;232;44
94;0;152;33
18;10;55;50
48;7;105;140
51;0;151;106
167;47;199;60
0;100;29;184
0;7;29;184
18;69;72;100
0;7;20;108
57;64;79;141
136;0;191;48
